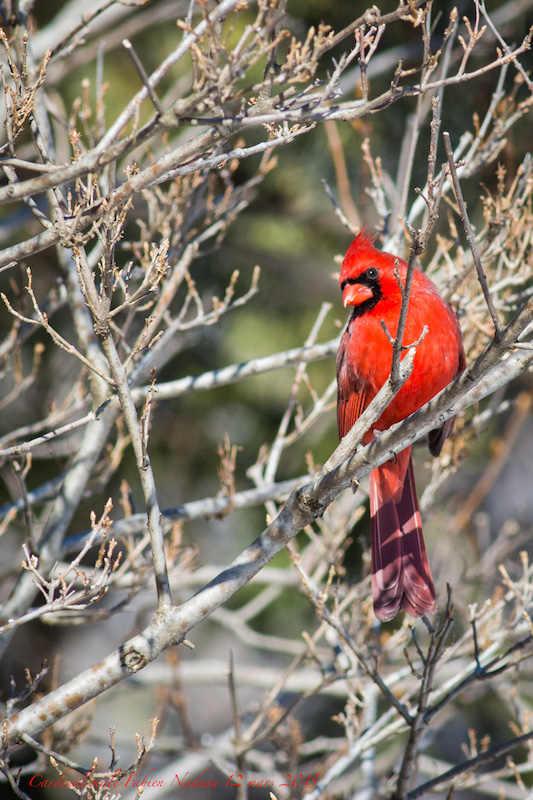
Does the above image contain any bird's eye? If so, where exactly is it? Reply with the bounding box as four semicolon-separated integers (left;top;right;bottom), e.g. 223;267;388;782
365;267;378;280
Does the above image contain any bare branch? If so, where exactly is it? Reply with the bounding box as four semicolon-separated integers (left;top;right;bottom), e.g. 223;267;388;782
443;130;504;338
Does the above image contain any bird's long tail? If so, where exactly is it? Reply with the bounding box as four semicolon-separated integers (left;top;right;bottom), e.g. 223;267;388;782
369;449;437;622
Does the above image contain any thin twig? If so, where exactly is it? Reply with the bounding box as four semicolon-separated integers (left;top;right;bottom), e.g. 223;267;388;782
443;130;504;338
122;38;163;115
406;729;533;799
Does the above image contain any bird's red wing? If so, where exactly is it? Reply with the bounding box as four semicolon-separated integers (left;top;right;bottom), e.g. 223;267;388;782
337;389;367;441
427;416;455;457
336;327;368;440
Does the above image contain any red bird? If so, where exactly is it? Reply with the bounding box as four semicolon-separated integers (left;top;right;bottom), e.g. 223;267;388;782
337;230;465;621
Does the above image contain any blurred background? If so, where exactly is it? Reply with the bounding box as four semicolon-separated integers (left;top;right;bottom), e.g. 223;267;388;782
1;1;533;798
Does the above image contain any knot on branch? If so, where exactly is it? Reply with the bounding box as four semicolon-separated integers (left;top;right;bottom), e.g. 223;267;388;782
296;486;329;520
56;214;95;251
94;318;111;340
121;646;147;672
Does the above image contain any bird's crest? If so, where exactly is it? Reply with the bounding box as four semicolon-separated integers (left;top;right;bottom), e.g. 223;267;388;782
340;228;380;286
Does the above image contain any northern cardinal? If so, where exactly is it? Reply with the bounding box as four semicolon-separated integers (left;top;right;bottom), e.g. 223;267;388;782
337;230;465;621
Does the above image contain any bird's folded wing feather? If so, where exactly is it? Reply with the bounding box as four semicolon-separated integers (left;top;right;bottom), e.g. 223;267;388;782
336;329;367;439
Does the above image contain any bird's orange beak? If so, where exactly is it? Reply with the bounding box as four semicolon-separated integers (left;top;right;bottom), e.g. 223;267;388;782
342;283;374;308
